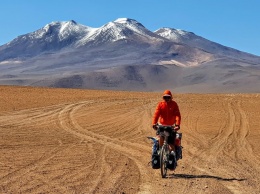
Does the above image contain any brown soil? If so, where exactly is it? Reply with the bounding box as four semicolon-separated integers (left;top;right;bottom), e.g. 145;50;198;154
0;86;260;194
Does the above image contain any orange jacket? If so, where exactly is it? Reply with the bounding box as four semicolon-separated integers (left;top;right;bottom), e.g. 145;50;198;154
152;90;181;126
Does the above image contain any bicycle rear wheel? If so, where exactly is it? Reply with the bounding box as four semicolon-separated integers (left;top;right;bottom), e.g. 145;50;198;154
160;145;168;178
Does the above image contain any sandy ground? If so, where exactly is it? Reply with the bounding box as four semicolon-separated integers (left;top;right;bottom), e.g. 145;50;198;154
0;86;260;194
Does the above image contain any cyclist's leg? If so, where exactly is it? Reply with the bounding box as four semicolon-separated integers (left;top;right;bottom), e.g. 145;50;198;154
169;143;175;152
168;132;176;152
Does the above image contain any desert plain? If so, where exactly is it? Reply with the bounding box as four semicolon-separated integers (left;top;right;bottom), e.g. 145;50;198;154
0;85;260;194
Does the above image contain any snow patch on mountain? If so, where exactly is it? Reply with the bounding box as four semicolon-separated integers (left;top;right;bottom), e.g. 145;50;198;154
114;18;134;24
112;18;162;41
84;21;128;43
7;20;95;47
77;18;162;46
155;28;194;42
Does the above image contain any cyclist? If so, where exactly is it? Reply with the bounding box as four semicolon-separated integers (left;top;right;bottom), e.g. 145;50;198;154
152;90;181;154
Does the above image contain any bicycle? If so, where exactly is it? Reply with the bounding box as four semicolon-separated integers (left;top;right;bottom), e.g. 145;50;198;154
147;125;182;178
156;125;178;178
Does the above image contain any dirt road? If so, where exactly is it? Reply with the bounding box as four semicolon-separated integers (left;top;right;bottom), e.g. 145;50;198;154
0;86;259;193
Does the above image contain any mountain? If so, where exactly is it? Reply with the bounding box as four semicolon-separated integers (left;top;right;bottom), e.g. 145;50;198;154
0;18;164;61
155;28;259;63
0;20;92;60
0;18;259;93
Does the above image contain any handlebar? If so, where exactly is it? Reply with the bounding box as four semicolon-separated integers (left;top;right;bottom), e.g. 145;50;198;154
155;125;177;137
154;124;178;131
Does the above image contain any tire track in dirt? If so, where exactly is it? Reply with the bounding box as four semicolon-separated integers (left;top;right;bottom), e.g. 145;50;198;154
0;103;92;193
237;101;251;151
185;99;260;194
85;145;134;194
212;100;246;193
79;146;108;194
76;99;152;143
66;99;153;152
58;100;155;193
222;100;260;193
2;87;260;194
0;99;152;193
0;104;66;128
174;102;206;194
0;144;73;193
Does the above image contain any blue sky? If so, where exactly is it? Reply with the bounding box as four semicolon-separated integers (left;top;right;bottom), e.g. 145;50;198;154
1;0;259;56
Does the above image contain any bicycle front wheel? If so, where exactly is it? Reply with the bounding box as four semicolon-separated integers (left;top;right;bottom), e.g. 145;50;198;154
160;145;168;178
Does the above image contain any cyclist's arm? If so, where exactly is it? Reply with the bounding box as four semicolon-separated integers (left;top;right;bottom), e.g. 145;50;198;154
174;102;181;126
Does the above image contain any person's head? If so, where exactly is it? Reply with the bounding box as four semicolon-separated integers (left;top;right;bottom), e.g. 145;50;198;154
162;90;172;102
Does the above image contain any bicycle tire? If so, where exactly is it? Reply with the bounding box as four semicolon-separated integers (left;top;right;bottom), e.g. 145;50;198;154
160;145;168;178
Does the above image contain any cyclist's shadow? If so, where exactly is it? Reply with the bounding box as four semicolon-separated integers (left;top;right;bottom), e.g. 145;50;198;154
168;173;246;181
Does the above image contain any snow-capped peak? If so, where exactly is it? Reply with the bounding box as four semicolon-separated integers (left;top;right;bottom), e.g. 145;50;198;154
113;18;145;29
114;18;139;24
43;20;93;39
155;27;194;42
77;18;162;45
